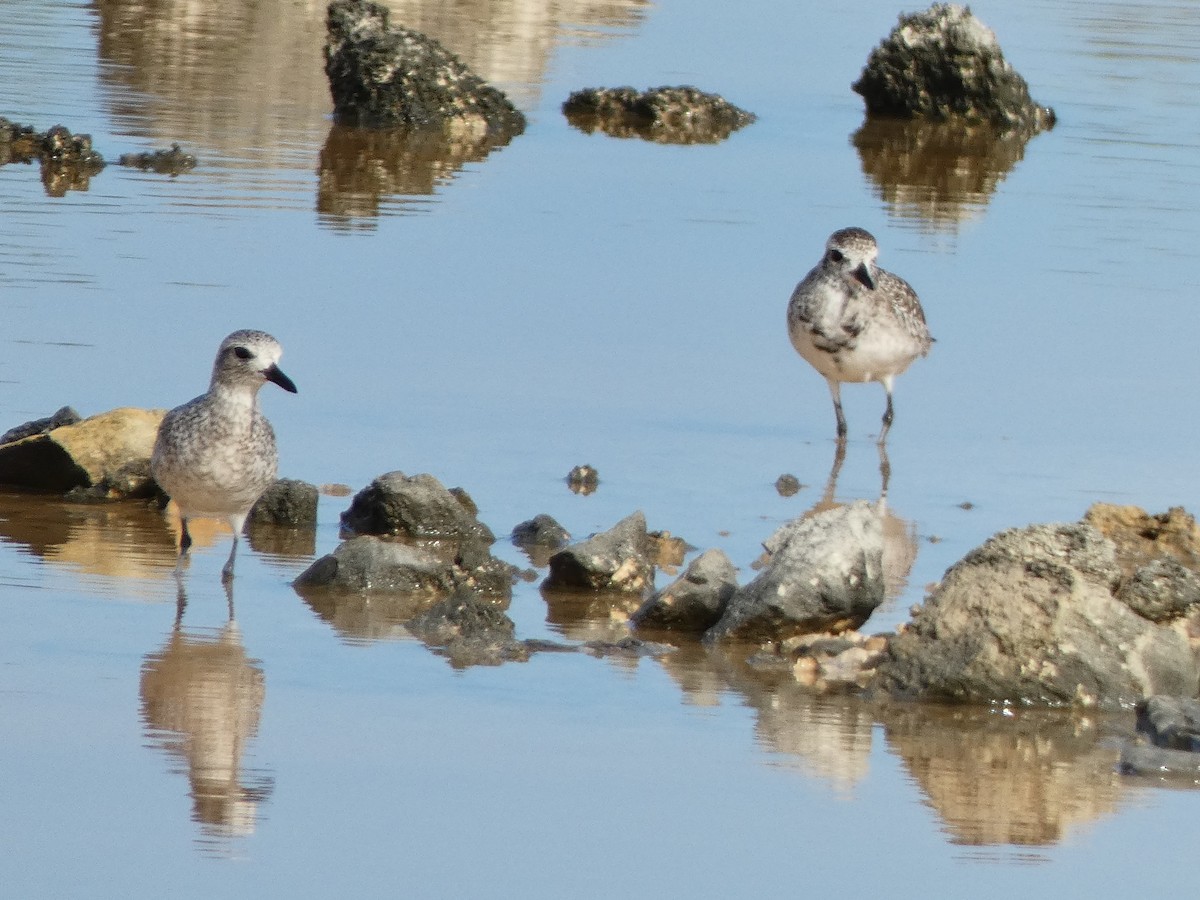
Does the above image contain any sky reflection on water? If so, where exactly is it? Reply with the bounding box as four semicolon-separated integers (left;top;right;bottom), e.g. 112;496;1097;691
3;0;1200;895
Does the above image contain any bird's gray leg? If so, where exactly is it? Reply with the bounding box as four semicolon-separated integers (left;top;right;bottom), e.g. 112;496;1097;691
828;380;847;440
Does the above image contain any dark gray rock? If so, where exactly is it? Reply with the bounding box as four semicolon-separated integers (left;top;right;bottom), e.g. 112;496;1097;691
563;86;756;145
705;501;885;644
544;511;653;595
448;537;519;596
579;637;676;659
406;590;529;667
0;406;81;445
632;548;737;632
1118;742;1200;782
66;459;156;503
342;471;516;595
324;0;525;136
512;514;570;549
852;4;1054;133
1137;696;1200;752
340;471;493;543
250;478;319;527
511;513;570;568
875;521;1200;708
293;535;453;593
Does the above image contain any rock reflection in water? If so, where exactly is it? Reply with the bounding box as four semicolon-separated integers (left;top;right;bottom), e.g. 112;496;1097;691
316;124;515;228
0;490;174;585
663;643;876;792
880;704;1125;850
139;585;272;850
298;584;442;644
542;586;642;644
379;0;649;106
93;0;648;149
852;117;1040;232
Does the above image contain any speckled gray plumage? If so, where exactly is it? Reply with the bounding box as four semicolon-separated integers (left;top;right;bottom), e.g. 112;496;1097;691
152;329;297;577
787;227;932;441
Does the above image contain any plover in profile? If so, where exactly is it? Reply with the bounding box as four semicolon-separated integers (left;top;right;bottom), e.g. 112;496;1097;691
787;227;932;442
152;330;297;581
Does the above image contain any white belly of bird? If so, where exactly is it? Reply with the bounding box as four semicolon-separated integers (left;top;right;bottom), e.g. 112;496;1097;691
791;323;921;385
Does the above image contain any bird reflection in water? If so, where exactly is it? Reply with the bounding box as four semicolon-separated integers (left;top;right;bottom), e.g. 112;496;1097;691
139;577;272;852
804;440;918;604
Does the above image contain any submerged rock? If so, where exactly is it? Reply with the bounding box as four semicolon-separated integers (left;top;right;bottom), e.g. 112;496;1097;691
511;514;570;567
250;478;319;527
293;534;453;593
512;514;570;549
323;0;525;137
0;118;106;196
1120;696;1200;781
632;548;737;632
775;474;802;497
705;501;886;644
544;511;654;595
406;590;529;667
852;4;1054;133
1137;696;1200;752
0;407;164;497
118;143;197;175
787;631;891;690
566;464;599;495
562;86;756;145
876;512;1200;708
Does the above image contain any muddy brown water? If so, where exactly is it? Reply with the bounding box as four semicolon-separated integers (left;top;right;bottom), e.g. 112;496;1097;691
3;0;1200;895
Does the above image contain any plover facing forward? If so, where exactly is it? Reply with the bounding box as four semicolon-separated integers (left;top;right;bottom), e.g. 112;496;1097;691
151;330;297;581
787;227;932;442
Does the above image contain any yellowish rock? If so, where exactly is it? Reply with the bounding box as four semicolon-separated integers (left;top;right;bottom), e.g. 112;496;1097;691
0;407;166;494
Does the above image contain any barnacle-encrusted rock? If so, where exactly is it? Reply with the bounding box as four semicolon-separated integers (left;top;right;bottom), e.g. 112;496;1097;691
562;86;755;145
0;118;106;195
852;4;1054;133
118;144;197;175
324;0;525;137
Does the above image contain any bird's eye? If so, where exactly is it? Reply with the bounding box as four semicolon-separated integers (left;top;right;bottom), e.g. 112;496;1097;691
829;249;844;263
233;346;253;360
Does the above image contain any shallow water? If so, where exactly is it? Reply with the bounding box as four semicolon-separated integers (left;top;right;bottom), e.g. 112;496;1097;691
3;0;1200;895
